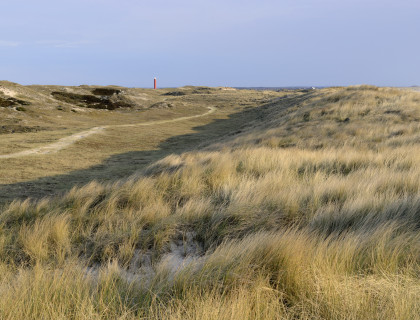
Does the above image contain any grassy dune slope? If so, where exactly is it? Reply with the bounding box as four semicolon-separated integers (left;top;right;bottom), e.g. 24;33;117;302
0;83;281;202
1;86;420;319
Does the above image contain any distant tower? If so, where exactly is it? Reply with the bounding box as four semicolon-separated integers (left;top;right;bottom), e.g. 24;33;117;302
154;77;157;89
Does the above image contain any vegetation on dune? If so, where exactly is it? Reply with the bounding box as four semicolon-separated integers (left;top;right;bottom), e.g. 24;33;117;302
50;91;134;110
0;96;30;108
0;85;278;202
0;86;420;319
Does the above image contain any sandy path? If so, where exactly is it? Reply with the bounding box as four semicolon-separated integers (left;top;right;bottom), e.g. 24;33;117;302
0;106;216;159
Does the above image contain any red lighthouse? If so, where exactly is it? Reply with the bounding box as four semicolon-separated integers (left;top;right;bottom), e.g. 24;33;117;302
154;77;157;89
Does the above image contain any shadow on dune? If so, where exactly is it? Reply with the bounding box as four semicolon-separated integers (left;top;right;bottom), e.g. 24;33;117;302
0;94;310;204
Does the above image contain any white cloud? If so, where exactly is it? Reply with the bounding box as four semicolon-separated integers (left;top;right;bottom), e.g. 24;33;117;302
35;40;92;48
0;41;20;47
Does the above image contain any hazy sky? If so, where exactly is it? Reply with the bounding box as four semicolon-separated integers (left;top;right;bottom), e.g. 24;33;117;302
1;0;419;87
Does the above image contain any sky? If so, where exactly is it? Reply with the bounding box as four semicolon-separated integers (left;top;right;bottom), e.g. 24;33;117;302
1;0;419;87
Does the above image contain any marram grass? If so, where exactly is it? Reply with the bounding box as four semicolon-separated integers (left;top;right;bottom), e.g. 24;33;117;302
0;86;420;319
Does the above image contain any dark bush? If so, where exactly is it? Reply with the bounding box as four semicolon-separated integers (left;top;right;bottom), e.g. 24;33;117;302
91;88;122;96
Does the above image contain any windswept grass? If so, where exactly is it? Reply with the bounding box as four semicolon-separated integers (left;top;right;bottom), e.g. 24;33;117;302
0;86;420;319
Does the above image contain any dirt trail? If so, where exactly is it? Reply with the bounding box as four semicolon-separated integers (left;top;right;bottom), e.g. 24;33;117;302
0;106;216;159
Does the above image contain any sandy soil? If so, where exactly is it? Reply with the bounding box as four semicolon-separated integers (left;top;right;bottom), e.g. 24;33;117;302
0;87;18;97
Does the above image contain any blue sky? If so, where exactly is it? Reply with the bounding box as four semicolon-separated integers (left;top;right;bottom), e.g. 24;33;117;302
1;0;419;87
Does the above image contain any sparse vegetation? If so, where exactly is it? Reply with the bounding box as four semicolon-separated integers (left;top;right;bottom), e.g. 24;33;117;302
50;91;133;110
0;125;45;134
91;88;122;96
15;106;27;112
0;96;30;108
0;85;419;319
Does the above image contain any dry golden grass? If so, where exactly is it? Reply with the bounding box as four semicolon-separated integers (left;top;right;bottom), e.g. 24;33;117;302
0;85;420;319
0;85;281;202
